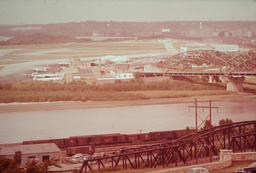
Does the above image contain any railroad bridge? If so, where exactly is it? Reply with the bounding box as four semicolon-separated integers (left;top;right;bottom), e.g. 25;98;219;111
141;50;256;92
80;120;256;173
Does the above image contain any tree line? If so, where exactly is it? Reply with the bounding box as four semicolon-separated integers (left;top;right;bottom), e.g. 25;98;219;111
0;78;226;92
0;78;229;103
183;118;234;136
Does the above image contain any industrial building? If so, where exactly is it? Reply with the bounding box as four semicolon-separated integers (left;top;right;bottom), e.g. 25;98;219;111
0;143;61;168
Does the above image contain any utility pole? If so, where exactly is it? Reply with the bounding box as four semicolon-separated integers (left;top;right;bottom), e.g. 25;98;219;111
189;99;218;164
209;99;212;162
139;130;142;147
195;99;198;164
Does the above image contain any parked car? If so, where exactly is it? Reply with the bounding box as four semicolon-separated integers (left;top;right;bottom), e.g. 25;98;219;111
65;153;84;164
236;162;256;173
64;157;72;163
70;158;79;164
72;153;83;158
187;167;209;173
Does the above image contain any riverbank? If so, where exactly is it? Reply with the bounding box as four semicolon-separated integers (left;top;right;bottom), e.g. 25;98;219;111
0;92;255;113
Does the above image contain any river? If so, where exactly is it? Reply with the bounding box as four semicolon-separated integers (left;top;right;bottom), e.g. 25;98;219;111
0;100;255;144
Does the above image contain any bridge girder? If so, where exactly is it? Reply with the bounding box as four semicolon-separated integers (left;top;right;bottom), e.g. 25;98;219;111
163;50;256;75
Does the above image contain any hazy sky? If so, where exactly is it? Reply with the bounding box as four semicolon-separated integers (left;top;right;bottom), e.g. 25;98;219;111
0;0;256;25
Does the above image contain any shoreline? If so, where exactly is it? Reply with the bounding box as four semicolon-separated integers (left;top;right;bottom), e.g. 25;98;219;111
0;93;255;113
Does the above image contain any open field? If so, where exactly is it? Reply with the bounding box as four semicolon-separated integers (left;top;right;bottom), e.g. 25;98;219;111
0;60;29;66
0;40;168;61
171;41;187;50
0;38;180;83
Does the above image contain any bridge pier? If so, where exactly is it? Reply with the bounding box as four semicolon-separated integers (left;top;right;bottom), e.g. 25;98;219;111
225;76;245;92
209;76;223;83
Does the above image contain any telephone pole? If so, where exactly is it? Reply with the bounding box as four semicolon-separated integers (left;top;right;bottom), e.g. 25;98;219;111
139;130;142;147
189;99;218;164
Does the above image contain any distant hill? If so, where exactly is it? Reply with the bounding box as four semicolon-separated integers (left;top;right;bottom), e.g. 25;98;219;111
0;21;255;45
0;21;255;37
0;33;92;45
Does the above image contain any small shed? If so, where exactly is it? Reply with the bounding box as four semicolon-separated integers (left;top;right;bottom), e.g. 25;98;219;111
0;143;61;167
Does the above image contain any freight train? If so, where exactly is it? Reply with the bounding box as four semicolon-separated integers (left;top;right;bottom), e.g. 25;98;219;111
23;130;185;155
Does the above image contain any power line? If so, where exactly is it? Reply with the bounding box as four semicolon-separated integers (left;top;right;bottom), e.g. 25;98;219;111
188;99;218;164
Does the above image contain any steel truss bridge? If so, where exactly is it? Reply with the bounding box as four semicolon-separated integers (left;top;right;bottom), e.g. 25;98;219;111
141;50;256;77
80;120;256;173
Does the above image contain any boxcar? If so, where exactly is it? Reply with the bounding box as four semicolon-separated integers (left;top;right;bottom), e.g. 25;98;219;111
174;129;185;139
73;135;102;146
101;133;122;144
23;139;50;145
139;133;151;141
150;131;175;141
52;138;77;148
75;136;89;146
91;135;103;145
117;134;127;143
127;134;140;143
51;138;67;148
66;145;95;156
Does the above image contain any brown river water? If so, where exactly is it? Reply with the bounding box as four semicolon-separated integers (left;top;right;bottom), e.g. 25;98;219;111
0;100;256;144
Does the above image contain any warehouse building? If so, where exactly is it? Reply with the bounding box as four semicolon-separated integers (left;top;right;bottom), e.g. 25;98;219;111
0;143;61;168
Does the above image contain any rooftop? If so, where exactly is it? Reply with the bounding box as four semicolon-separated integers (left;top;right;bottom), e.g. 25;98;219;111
77;68;93;74
0;143;61;156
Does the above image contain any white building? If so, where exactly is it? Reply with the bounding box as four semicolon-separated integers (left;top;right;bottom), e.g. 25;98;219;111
115;72;133;79
214;44;239;52
162;29;170;33
97;71;133;81
0;143;61;168
180;47;187;52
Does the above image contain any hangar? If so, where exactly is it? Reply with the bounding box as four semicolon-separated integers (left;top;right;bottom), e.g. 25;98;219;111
214;44;239;52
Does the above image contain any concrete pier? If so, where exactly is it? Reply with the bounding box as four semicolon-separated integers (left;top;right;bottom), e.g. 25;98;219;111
225;76;245;92
209;76;223;83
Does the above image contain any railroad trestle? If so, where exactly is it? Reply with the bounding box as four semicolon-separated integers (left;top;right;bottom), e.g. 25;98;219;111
79;121;256;173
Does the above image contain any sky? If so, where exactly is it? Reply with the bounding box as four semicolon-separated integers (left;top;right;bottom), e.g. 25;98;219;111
0;0;256;25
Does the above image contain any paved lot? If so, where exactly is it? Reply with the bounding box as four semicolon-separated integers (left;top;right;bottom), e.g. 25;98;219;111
0;60;61;82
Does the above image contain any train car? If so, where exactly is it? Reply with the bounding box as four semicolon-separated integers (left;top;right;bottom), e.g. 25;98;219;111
23;138;74;148
139;133;151;141
66;145;95;156
74;136;90;146
150;131;175;141
23;129;186;150
102;133;122;144
23;139;51;145
117;134;127;143
174;129;185;139
127;134;140;143
72;135;102;146
52;138;77;148
91;135;103;145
